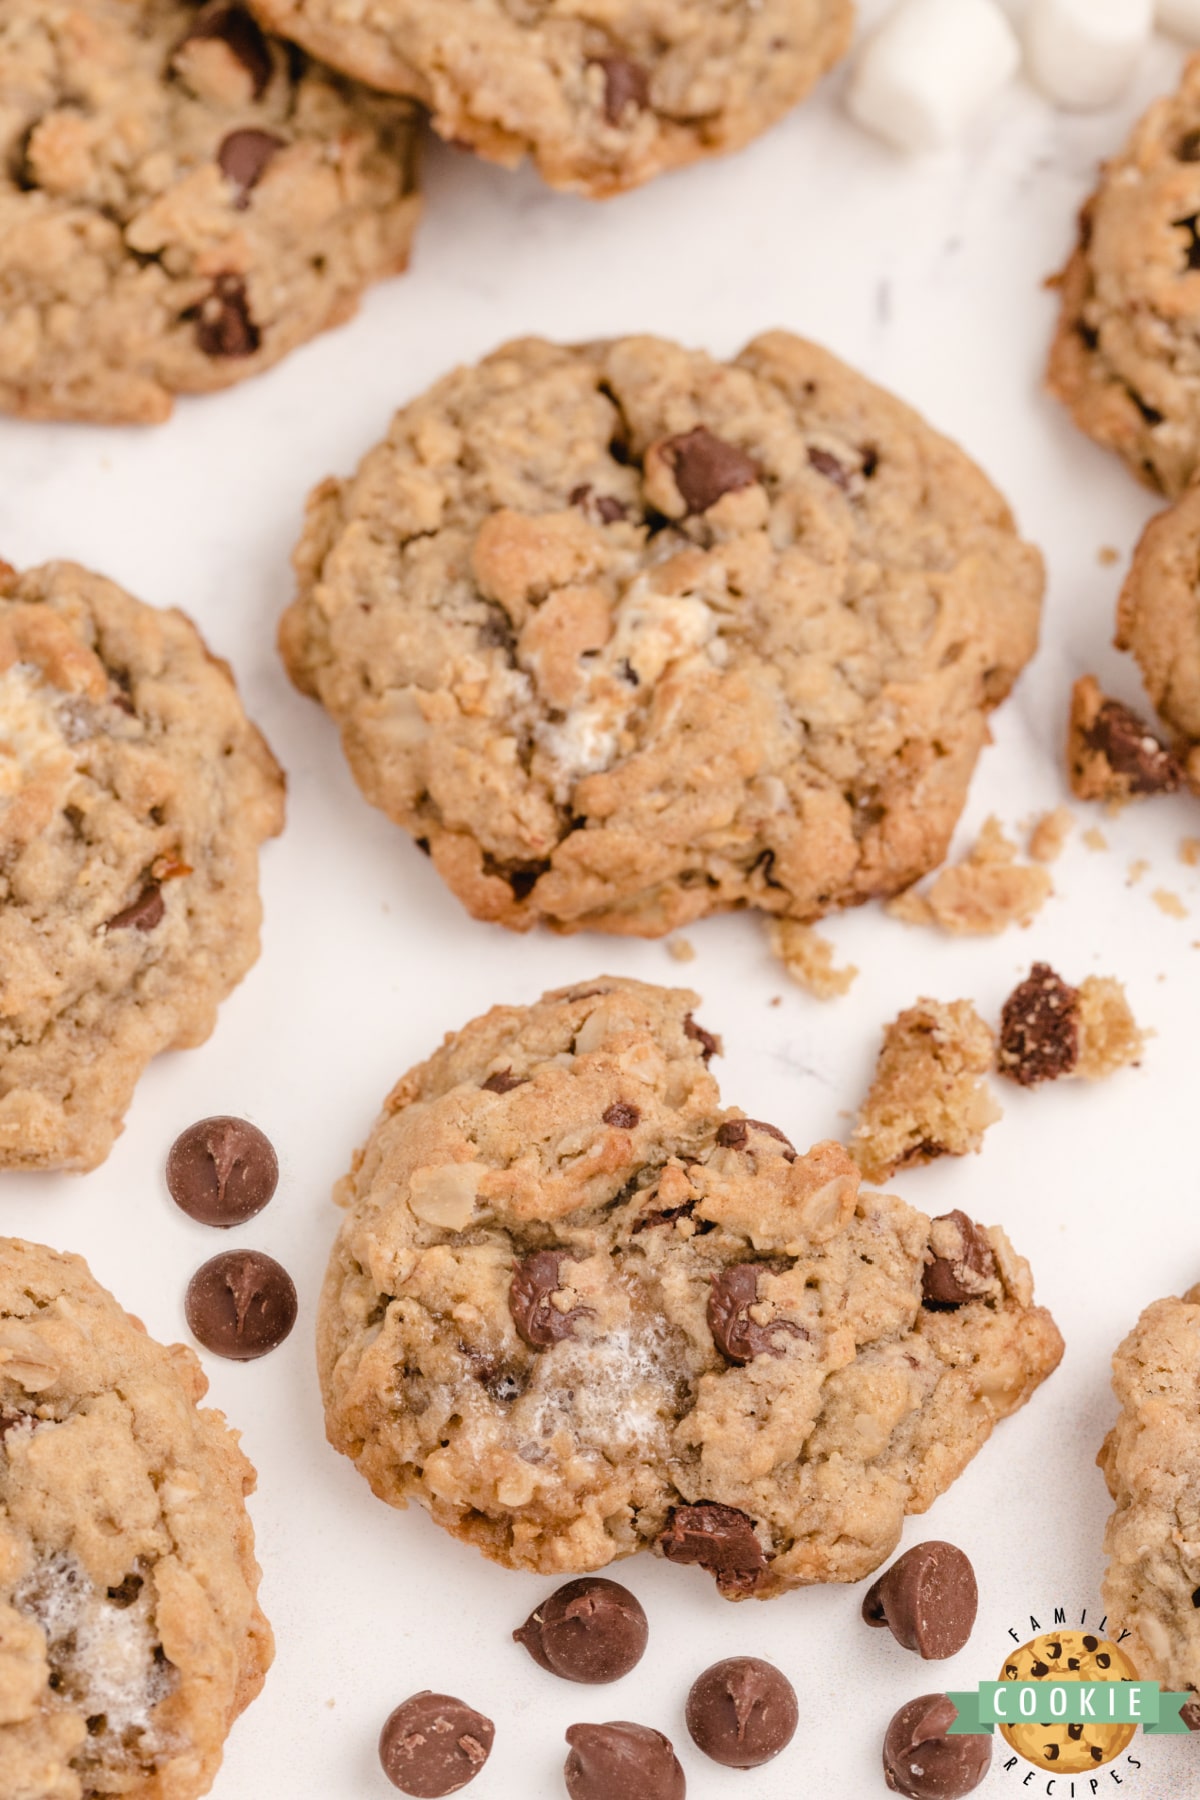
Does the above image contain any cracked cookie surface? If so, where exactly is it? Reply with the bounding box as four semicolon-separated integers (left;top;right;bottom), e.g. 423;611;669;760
248;0;852;198
280;332;1043;937
1099;1286;1200;1695
0;1238;272;1800
317;977;1063;1598
1048;56;1200;496
0;559;285;1172
0;0;421;424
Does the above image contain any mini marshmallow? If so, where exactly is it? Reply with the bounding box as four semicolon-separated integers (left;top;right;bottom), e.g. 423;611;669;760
1026;0;1153;111
846;0;1022;153
1158;0;1200;44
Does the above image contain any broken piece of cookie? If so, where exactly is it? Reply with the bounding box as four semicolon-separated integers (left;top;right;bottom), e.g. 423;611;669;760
766;919;857;1001
1067;676;1181;804
887;819;1052;936
998;964;1144;1087
849;1000;1001;1185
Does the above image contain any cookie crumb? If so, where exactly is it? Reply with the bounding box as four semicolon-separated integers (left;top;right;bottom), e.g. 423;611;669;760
767;919;858;1000
1083;826;1109;852
1098;545;1120;567
666;937;696;964
1076;977;1144;1079
1028;806;1073;864
1128;859;1149;886
1181;838;1200;867
849;999;1001;1184
1152;887;1188;919
1068;675;1182;803
886;817;1052;936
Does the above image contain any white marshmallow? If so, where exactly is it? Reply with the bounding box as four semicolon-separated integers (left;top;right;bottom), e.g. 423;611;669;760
846;0;1022;153
1026;0;1152;111
1158;0;1200;44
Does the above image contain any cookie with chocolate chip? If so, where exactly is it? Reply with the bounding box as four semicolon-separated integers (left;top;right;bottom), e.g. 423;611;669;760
1100;1286;1200;1698
280;332;1043;937
0;1237;272;1798
248;0;851;197
0;559;284;1170
317;978;1063;1597
1116;484;1200;794
1048;56;1200;496
0;0;421;424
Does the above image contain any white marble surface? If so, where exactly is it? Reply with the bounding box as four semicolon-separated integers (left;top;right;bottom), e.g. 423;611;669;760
3;8;1200;1797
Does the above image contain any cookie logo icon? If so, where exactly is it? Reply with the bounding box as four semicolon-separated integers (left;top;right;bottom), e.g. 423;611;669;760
997;1631;1137;1773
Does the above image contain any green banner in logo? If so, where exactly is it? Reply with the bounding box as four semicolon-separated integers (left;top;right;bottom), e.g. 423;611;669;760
946;1684;1193;1735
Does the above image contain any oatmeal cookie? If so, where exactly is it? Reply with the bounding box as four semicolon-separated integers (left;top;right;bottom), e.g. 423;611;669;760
0;1237;272;1800
1099;1287;1200;1695
317;977;1063;1597
0;559;285;1172
1117;485;1200;792
0;0;421;425
1048;56;1200;496
279;332;1043;937
248;0;852;198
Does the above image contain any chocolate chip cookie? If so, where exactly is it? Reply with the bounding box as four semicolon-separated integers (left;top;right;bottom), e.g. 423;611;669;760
317;978;1063;1597
1047;56;1200;496
0;559;285;1172
1099;1286;1200;1697
0;0;421;424
248;0;851;198
0;1237;273;1798
280;332;1044;937
1116;485;1200;792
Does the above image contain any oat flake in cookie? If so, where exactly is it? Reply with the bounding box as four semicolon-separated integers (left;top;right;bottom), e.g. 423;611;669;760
316;978;1063;1597
1048;56;1200;497
0;560;285;1172
0;1238;272;1799
249;0;852;198
280;333;1043;937
0;0;421;424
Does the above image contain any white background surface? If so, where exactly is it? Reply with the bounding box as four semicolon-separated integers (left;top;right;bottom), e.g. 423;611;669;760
3;4;1200;1796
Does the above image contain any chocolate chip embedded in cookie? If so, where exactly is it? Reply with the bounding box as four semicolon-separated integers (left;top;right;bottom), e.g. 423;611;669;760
1047;57;1200;496
0;560;285;1172
1067;676;1181;803
0;0;421;424
247;0;852;198
1117;483;1200;792
0;1237;272;1800
316;978;1063;1598
280;333;1044;937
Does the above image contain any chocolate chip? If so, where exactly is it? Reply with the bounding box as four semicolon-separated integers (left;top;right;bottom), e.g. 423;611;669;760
106;882;164;932
659;1502;767;1596
592;55;651;125
176;4;273;96
1182;1699;1200;1731
603;1102;640;1128
514;1578;648;1684
106;1573;144;1608
482;1070;526;1094
569;485;629;524
1085;697;1182;795
686;1656;797;1768
184;1250;297;1360
166;1116;279;1226
808;446;853;491
1181;129;1200;162
883;1694;991;1799
379;1692;494;1797
683;1014;719;1061
218;128;284;206
191;274;260;358
708;1265;805;1365
0;1410;32;1443
660;427;758;514
862;1543;978;1659
922;1213;997;1310
508;1252;590;1350
564;1722;684;1800
998;964;1080;1087
715;1117;796;1159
